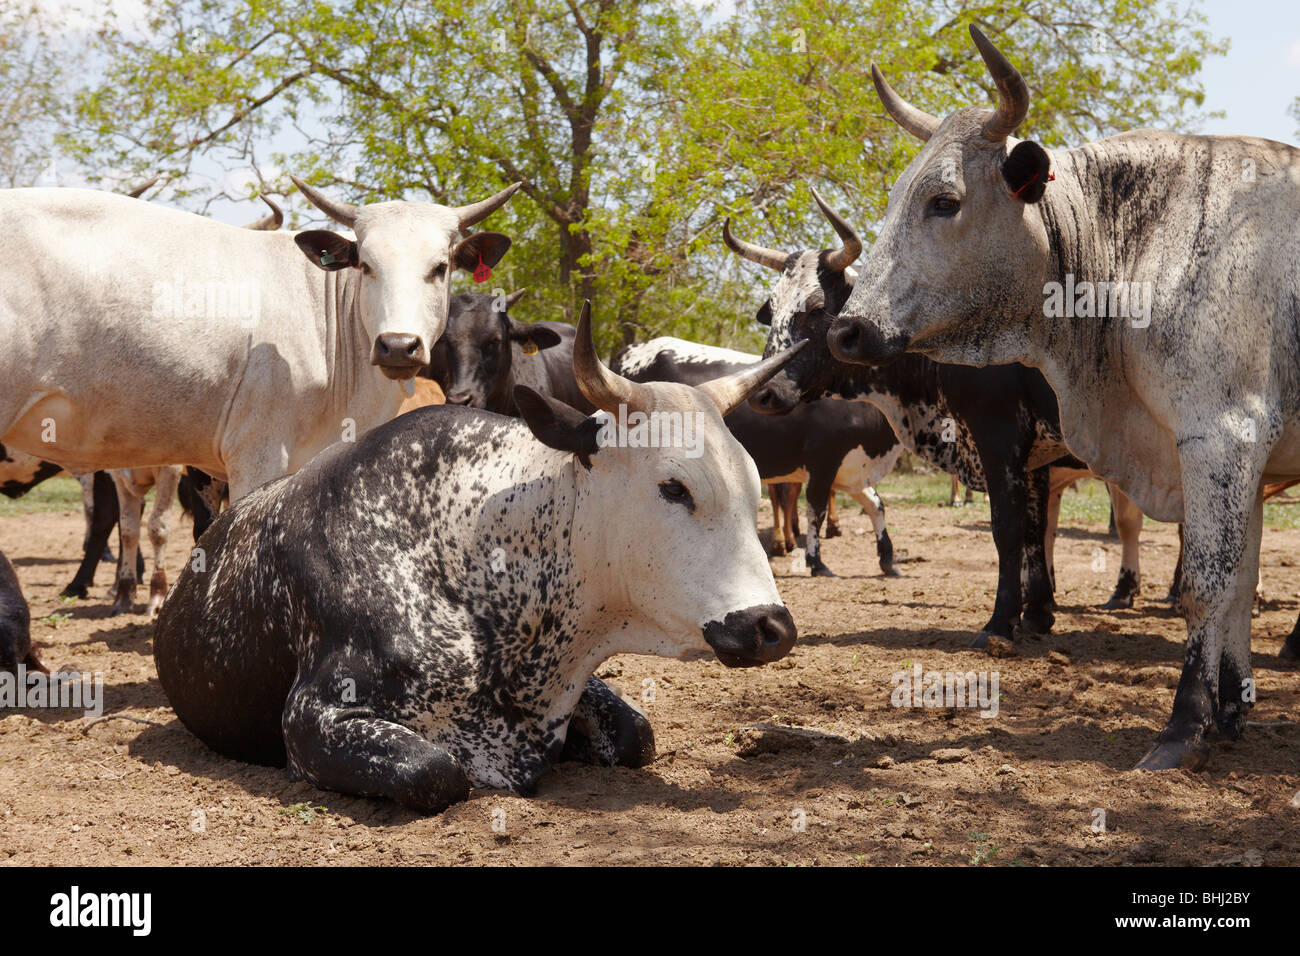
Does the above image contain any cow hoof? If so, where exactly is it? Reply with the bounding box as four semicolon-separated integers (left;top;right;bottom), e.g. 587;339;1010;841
809;564;837;578
969;631;991;649
770;544;786;557
1134;740;1209;772
825;523;841;539
1018;610;1053;637
100;547;115;563
1100;594;1134;611
880;565;901;578
59;584;88;600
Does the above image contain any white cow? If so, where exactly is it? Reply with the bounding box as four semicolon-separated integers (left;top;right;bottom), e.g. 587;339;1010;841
0;178;519;501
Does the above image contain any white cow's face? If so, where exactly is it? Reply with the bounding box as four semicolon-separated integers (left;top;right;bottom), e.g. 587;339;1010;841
293;180;518;381
514;321;801;669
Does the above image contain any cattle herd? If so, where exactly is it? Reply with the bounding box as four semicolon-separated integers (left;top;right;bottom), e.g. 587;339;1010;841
1;26;1298;813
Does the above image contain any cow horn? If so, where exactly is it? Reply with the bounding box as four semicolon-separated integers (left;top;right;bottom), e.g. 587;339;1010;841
124;176;159;199
573;301;650;414
697;341;808;417
453;182;523;229
970;25;1029;142
505;288;528;308
722;218;787;272
870;65;940;143
810;187;861;273
245;195;283;231
290;175;360;228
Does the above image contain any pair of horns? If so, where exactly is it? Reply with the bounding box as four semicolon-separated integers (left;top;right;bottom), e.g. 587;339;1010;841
289;175;522;229
722;185;861;274
873;25;1028;143
572;302;803;419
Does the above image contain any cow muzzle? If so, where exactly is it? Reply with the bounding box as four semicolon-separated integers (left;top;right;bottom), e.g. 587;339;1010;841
827;315;908;367
747;374;801;415
702;604;797;667
371;333;429;380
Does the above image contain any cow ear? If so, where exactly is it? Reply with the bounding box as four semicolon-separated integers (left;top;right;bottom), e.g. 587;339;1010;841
453;232;512;273
514;386;601;469
755;301;773;327
295;230;357;270
1002;141;1051;204
507;320;563;352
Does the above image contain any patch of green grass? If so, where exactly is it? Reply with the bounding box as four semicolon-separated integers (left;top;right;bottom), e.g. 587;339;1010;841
279;802;329;824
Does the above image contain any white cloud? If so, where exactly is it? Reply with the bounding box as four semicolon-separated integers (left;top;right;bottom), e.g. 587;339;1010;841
1287;39;1300;70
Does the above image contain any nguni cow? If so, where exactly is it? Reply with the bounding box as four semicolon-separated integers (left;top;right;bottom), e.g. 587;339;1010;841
426;290;596;416
613;337;902;576
0;177;519;503
153;304;800;811
731;188;1144;645
0;549;37;674
829;25;1300;769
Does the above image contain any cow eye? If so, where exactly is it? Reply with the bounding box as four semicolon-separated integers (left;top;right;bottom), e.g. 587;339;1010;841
359;261;373;276
431;263;448;280
658;479;695;511
928;196;960;218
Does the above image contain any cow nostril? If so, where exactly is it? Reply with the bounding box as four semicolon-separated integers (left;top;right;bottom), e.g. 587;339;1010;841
832;322;862;358
756;613;786;647
405;339;420;357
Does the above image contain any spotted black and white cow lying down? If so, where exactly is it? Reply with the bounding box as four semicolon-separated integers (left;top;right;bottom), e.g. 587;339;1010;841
613;336;902;576
154;305;800;811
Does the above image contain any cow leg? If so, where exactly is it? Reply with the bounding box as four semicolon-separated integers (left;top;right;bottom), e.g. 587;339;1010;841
1137;449;1264;771
804;470;836;577
1019;466;1055;636
789;484;801;539
948;474;962;508
61;471;118;599
560;676;655;767
850;485;898;576
282;666;471;813
109;471;150;614
825;494;841;538
767;485;787;556
972;465;1025;647
1043;482;1063;596
1101;483;1143;610
146;467;180;618
1166;524;1185;605
1281;611;1300;661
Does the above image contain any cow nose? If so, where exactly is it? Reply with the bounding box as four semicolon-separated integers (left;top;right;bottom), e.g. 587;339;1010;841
373;333;426;367
445;391;475;406
828;316;906;367
748;380;799;416
703;604;797;667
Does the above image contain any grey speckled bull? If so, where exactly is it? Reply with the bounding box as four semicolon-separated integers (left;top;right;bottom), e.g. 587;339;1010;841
154;305;800;812
831;25;1300;770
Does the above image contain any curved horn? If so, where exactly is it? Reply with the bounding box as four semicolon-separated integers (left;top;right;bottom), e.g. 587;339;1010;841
721;218;787;272
504;288;528;308
453;182;523;229
245;195;283;231
697;341;808;417
870;64;940;142
810;187;861;272
290;175;360;228
573;301;651;414
124;176;159;199
969;25;1029;142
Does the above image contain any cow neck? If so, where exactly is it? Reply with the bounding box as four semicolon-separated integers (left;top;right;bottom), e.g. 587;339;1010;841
322;266;392;419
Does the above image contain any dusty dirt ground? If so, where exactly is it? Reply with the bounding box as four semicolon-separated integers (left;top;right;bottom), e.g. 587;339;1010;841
1;491;1297;867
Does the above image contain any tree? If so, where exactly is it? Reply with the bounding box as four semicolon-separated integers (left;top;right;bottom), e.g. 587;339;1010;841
64;0;1225;352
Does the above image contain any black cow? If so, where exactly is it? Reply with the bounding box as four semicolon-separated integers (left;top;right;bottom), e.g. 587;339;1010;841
729;190;1139;646
0;549;38;674
613;337;902;577
426;290;595;416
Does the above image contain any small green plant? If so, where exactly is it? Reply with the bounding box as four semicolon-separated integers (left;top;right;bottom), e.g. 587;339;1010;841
58;594;77;606
280;802;329;823
968;830;1001;866
40;611;71;628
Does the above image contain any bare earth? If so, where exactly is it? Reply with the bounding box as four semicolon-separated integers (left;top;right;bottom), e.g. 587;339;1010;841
2;495;1297;867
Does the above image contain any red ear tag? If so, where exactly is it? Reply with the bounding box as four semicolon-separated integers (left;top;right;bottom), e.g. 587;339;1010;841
473;253;491;284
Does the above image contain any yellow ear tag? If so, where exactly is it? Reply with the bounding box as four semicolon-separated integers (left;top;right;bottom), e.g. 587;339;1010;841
520;339;539;357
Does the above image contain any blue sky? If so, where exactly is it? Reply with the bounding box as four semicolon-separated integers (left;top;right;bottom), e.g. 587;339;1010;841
1197;0;1299;144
